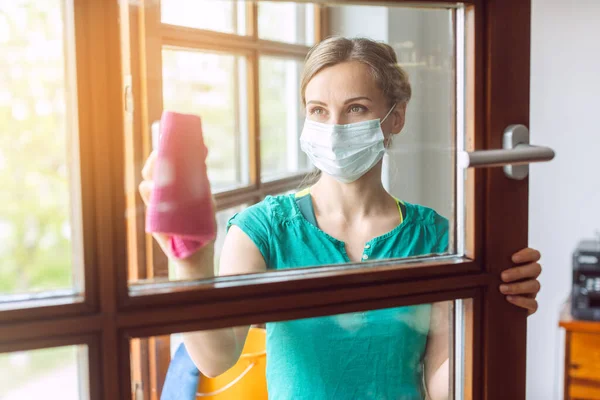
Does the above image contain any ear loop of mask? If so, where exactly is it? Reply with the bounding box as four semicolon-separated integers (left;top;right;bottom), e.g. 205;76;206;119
381;102;397;124
382;102;397;148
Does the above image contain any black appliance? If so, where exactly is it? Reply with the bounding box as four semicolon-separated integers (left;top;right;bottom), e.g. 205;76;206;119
572;239;600;321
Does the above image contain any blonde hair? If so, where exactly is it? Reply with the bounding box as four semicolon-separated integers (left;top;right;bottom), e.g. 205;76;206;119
300;36;412;107
298;37;411;189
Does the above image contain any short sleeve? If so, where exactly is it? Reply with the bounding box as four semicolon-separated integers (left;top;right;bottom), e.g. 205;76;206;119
433;213;450;254
226;198;272;264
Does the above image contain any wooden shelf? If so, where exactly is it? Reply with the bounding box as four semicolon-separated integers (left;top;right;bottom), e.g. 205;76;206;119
560;300;600;334
560;298;600;400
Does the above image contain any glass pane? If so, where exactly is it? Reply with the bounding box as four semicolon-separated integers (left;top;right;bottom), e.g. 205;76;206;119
161;0;247;35
329;5;457;224
0;1;80;297
129;2;463;290
259;56;310;181
0;345;88;400
258;1;315;45
131;300;472;399
162;49;249;191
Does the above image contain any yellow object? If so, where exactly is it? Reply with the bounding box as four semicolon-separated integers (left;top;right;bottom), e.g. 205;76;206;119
196;327;268;399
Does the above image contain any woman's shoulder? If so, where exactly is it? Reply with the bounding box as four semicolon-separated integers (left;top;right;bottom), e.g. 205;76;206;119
402;202;449;252
227;193;298;226
403;201;449;230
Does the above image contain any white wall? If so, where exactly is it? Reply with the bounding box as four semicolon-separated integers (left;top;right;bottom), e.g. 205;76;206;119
529;1;600;399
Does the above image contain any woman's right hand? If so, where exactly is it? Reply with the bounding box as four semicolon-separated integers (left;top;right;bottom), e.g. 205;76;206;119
138;151;216;279
139;153;252;378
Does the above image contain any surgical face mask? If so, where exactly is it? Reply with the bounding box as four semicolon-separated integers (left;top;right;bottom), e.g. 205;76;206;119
300;103;396;183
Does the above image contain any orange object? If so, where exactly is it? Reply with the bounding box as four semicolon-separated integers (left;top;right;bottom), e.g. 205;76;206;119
196;328;268;399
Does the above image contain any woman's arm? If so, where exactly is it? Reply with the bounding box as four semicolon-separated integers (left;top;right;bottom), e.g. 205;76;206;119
181;226;267;377
423;302;450;400
140;151;268;377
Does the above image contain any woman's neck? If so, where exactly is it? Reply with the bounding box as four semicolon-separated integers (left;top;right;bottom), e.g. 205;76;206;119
310;163;394;220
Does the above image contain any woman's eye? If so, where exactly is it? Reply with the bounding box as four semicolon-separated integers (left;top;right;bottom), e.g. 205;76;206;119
349;105;366;113
309;107;325;116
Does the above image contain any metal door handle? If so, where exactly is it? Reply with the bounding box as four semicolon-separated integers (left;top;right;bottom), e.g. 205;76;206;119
458;124;555;180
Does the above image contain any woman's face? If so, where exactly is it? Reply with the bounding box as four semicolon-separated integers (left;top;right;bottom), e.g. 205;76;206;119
304;61;405;139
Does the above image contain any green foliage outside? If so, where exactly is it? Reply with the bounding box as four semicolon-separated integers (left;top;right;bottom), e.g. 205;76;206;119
0;1;72;295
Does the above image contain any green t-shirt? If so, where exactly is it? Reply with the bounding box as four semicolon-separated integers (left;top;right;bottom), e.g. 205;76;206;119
227;193;449;400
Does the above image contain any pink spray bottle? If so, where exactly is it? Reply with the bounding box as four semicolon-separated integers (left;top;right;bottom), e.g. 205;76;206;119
145;111;216;259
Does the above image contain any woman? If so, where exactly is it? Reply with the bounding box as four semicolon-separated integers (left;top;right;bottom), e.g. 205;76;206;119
140;37;542;400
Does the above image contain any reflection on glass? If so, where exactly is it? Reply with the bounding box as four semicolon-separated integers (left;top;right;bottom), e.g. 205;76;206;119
132;300;468;399
0;1;77;296
0;345;87;400
162;49;249;191
161;0;247;35
259;56;309;181
258;1;315;45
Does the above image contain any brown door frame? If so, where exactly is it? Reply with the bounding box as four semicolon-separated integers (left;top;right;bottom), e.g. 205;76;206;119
481;0;531;397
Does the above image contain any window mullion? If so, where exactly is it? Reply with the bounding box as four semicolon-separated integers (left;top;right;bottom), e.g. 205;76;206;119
247;1;258;39
248;49;261;187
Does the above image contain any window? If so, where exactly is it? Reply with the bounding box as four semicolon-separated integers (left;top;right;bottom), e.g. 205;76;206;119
258;1;316;45
162;50;249;191
0;345;88;400
0;1;535;399
0;0;82;299
161;0;247;34
259;56;308;181
131;299;475;399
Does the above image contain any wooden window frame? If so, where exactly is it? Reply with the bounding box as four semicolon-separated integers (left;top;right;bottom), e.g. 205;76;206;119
0;1;533;400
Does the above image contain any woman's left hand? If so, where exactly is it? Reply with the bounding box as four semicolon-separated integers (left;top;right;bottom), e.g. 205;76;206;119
499;248;542;315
